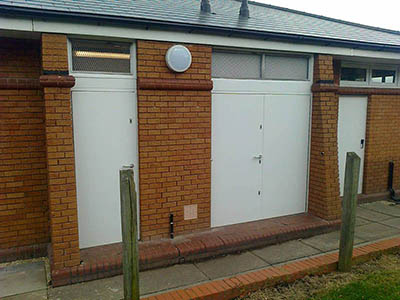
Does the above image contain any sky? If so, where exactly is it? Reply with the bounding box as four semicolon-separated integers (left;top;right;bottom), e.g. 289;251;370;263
252;0;400;32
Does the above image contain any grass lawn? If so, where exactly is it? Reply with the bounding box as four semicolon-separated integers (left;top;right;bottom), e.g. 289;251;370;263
243;253;400;300
311;269;400;300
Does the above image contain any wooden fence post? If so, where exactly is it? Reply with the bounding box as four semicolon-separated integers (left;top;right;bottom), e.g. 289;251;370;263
338;152;361;272
120;167;140;300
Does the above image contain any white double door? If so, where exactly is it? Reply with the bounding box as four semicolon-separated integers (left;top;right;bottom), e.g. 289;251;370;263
212;93;310;227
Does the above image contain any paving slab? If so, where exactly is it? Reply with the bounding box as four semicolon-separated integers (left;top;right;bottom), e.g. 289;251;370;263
356;206;393;221
251;240;321;265
3;290;47;300
379;218;400;229
355;222;400;241
360;201;400;217
140;263;208;295
302;231;366;252
49;275;122;300
356;217;371;226
195;251;268;280
0;261;47;298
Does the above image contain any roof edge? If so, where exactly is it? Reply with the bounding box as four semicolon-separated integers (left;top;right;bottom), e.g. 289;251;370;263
1;5;400;53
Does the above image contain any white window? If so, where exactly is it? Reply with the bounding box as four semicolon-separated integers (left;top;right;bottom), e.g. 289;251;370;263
212;50;310;81
264;55;309;80
371;69;396;84
212;51;262;79
340;62;399;87
341;67;367;82
71;39;132;74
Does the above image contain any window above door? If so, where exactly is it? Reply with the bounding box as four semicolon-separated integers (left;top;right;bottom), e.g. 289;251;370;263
212;50;310;81
340;62;399;87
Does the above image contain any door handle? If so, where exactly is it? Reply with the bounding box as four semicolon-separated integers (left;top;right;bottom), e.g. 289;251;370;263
360;139;365;149
253;154;263;160
123;164;135;169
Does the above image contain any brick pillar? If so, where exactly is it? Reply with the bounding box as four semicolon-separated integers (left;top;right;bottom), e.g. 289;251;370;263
40;34;80;270
308;54;341;220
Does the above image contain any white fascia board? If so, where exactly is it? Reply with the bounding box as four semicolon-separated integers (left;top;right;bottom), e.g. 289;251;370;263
0;15;33;31
1;15;400;61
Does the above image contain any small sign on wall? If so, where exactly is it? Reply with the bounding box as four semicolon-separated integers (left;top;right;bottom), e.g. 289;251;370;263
184;204;198;221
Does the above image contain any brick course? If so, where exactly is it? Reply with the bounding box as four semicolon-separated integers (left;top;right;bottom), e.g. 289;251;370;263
137;40;212;240
0;38;49;251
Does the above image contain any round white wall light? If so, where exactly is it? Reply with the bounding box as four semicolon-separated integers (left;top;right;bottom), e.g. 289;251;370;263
165;45;192;73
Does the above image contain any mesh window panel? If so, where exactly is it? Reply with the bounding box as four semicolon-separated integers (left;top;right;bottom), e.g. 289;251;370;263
264;56;309;80
71;40;131;73
212;52;261;79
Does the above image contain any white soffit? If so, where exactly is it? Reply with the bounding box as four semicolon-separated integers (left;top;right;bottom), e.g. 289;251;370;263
1;15;400;61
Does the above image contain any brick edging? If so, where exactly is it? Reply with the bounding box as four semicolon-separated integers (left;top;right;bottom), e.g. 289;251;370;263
312;83;400;95
143;237;400;300
138;78;213;90
40;75;75;88
0;243;48;263
50;218;340;287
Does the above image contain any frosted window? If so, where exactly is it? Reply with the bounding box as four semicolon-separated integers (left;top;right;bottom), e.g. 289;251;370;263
212;51;262;79
264;56;309;80
71;39;131;74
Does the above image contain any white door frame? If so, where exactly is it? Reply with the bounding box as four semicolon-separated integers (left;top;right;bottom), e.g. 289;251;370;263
68;40;141;243
211;79;312;227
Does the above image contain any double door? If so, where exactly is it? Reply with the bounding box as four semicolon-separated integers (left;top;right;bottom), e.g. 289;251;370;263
211;93;310;227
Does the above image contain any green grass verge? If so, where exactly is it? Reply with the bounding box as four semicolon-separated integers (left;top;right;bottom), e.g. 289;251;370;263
310;269;400;300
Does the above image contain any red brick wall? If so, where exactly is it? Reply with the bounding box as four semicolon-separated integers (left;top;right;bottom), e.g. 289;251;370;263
308;55;341;220
137;40;212;240
364;94;400;194
0;38;49;250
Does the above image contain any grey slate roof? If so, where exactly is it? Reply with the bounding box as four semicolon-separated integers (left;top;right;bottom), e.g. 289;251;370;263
1;0;400;49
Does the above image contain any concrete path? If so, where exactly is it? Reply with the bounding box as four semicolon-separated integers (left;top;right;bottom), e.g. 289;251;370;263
3;200;400;299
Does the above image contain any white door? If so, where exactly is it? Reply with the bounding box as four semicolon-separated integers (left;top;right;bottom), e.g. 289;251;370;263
211;94;264;227
73;91;138;248
338;96;367;196
262;95;310;218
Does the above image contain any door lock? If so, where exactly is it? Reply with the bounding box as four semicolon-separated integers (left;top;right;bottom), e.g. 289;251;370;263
360;139;365;149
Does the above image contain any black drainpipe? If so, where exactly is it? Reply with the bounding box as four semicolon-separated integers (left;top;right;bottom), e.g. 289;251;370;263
388;161;400;202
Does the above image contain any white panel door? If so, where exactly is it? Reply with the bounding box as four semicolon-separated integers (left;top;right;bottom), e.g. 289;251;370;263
338;96;367;196
73;91;138;248
262;95;310;217
211;94;264;227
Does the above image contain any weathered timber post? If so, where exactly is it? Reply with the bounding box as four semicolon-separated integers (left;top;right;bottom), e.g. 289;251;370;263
338;152;361;272
120;167;140;300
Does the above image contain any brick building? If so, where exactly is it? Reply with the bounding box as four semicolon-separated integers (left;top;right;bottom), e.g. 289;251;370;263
1;0;400;286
